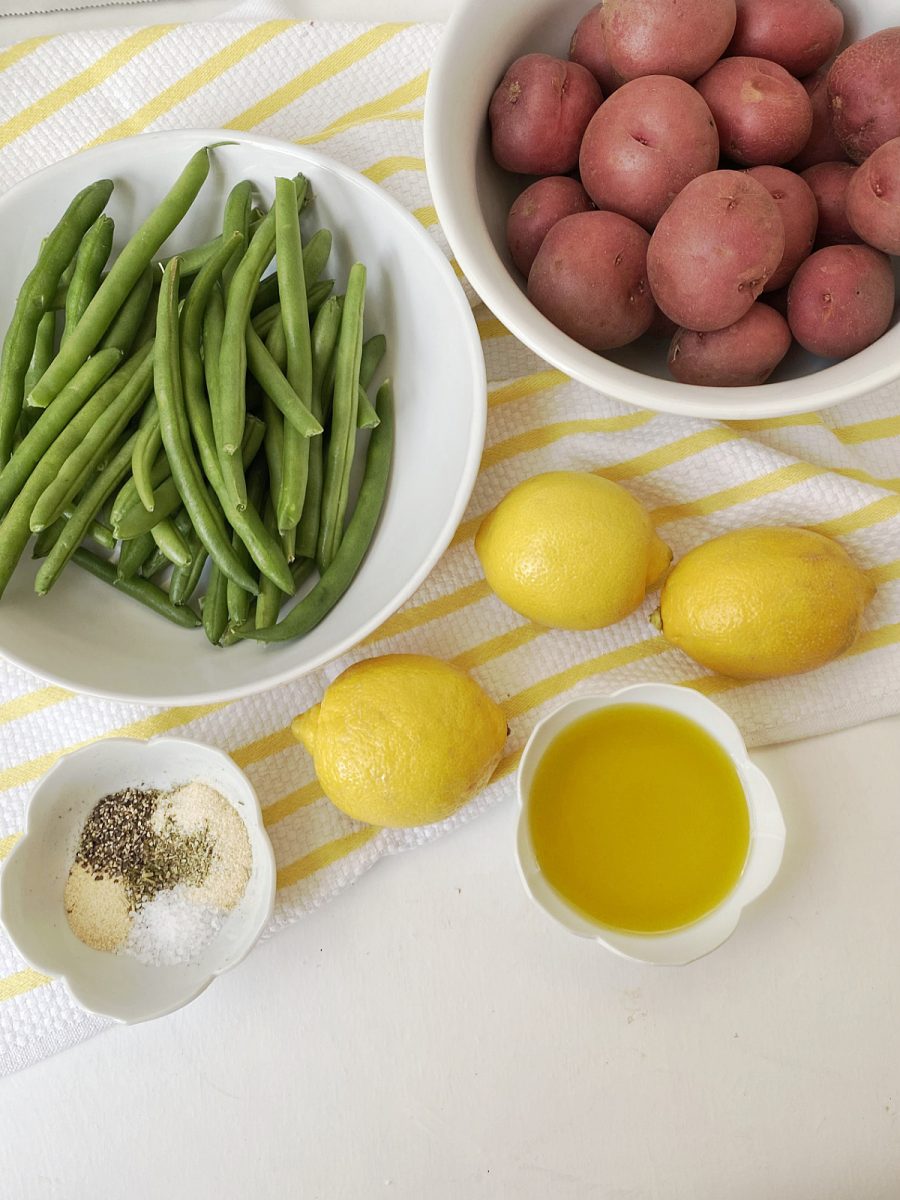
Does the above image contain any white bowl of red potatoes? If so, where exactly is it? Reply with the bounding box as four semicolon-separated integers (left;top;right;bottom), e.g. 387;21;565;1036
424;0;900;419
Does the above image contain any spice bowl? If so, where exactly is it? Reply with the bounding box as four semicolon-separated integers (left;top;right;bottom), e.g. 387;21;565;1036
515;684;786;966
0;736;276;1023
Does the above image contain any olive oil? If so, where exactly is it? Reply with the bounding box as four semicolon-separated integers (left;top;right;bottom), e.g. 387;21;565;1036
528;704;750;934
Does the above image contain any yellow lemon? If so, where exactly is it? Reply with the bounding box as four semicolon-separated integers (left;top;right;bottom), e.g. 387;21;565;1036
652;526;876;679
475;471;671;630
292;654;508;828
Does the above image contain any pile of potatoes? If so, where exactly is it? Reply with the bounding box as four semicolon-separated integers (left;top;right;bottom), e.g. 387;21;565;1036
489;0;900;388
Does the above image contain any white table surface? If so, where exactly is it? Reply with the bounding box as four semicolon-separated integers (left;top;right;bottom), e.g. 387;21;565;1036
2;3;900;1197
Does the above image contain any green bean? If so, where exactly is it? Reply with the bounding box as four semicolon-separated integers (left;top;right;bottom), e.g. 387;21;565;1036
133;402;161;511
164;234;222;278
32;519;65;560
360;333;386;390
266;312;287;370
172;505;195;543
180;237;292;594
36;432;136;595
117;529;155;580
24;312;56;397
0;179;113;465
356;385;380;430
218;185;287;456
226;466;266;629
251;302;281;337
295;296;342;560
63;510;116;551
0;346;123;516
273;177;315;550
150;517;191;568
47;284;69;311
276;178;313;412
239;380;393;642
29;341;154;531
357;338;384;428
140;546;170;580
132;272;162;350
245;326;322;438
202;563;228;645
62;214;114;346
170;533;206;607
181;230;243;361
251;228;334;315
202;282;226;441
73;547;200;628
317;263;365;572
253;500;286;630
28;147;217;410
224;532;256;627
266;316;295;559
320;330;338;421
303;229;333;288
238;415;266;470
259;393;291;561
222;180;252;297
206;280;249;512
155;258;258;594
99;264;154;356
307;278;335;318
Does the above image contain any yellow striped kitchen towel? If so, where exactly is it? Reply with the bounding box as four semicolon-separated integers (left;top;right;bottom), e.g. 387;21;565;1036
1;19;899;1074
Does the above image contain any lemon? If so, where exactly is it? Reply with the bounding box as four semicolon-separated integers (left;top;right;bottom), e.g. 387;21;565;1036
292;654;508;828
652;526;876;680
475;471;671;630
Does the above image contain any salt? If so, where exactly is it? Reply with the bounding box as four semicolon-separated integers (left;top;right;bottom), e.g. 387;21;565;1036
123;885;225;967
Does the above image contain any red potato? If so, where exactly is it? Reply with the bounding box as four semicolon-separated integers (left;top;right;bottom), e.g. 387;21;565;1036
489;53;603;176
600;0;737;83
507;177;594;277
791;69;849;172
569;2;622;95
695;57;813;166
746;165;818;290
787;244;895;358
727;0;844;79
828;28;900;163
668;302;792;386
578;76;719;230
847;137;900;254
527;211;655;350
802;161;860;246
647;170;785;331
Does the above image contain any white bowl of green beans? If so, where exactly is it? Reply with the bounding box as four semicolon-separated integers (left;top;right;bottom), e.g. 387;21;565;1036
0;130;486;704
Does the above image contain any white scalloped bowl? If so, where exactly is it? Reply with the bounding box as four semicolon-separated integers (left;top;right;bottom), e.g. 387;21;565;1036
0;737;275;1023
516;684;786;965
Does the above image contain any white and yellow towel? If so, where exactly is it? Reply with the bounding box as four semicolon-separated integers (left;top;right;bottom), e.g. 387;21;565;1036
0;19;899;1074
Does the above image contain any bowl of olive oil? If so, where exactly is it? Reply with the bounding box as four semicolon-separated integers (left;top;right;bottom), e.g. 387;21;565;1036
515;683;785;965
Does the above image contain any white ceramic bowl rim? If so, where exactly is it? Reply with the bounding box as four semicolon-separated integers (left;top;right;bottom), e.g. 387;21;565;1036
515;683;786;965
0;736;276;1023
424;0;900;420
0;129;487;706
